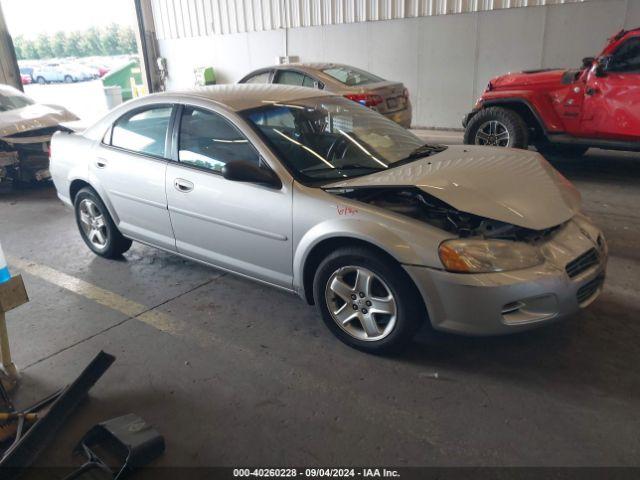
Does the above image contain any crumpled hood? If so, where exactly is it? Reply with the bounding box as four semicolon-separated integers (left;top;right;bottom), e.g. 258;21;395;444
491;69;567;89
0;103;78;138
326;145;581;231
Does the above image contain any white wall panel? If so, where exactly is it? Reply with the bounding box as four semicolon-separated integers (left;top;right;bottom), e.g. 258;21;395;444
151;0;594;39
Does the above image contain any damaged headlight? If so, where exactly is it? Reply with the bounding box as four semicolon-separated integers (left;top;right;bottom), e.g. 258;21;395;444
438;239;544;273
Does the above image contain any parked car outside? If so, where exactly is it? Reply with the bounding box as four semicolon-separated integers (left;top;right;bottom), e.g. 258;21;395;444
20;74;31;85
50;85;607;353
463;27;640;156
239;63;412;128
32;63;81;84
19;67;34;82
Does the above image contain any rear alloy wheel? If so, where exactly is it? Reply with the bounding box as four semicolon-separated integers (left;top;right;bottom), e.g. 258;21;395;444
74;187;132;258
313;247;424;353
464;107;529;149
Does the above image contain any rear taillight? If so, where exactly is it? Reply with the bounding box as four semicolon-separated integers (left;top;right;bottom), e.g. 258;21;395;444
344;93;383;107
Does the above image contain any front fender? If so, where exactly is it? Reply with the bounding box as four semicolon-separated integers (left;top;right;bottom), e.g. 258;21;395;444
293;218;430;291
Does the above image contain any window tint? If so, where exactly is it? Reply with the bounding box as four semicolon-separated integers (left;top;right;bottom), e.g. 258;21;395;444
111;106;172;157
244;71;271;84
609;38;640;72
322;66;383;86
178;107;259;172
275;70;307;86
302;75;316;88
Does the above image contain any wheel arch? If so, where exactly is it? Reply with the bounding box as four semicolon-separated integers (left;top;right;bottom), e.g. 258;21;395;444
480;99;549;141
301;236;403;305
69;178;91;203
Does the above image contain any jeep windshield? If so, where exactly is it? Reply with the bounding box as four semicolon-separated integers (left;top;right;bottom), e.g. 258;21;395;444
241;96;445;182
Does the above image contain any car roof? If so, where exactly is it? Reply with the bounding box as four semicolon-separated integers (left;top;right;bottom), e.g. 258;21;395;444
152;83;335;111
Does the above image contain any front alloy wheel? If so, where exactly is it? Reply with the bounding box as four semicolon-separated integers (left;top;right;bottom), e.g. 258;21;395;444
463;106;529;149
474;120;510;147
313;246;425;353
325;266;397;342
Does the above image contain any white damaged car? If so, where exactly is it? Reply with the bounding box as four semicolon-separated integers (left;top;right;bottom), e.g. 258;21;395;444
0;84;77;184
50;85;607;353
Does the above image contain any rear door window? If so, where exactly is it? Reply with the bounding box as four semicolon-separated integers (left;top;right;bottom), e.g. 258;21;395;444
178;107;260;173
321;66;384;86
275;70;306;86
111;106;173;158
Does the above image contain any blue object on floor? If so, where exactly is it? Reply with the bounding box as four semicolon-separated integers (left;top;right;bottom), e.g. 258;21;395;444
0;242;10;284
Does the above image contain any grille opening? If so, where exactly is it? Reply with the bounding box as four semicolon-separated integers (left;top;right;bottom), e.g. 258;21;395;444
577;276;604;305
565;248;599;278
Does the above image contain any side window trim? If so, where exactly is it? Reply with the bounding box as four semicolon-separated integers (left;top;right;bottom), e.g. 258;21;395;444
104;103;176;161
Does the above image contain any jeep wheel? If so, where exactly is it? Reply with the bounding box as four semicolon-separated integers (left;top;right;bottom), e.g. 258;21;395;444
464;107;529;149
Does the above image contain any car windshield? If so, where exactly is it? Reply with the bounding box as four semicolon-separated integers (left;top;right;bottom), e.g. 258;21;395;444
0;91;34;112
321;66;383;86
241;96;445;182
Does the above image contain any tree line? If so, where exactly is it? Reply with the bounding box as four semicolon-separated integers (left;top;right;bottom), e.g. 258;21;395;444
13;24;137;61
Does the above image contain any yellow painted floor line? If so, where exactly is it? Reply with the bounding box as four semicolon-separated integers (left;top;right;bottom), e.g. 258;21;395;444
8;256;217;348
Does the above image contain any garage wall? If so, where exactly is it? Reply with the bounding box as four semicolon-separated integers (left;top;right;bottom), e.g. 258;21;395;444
156;0;639;128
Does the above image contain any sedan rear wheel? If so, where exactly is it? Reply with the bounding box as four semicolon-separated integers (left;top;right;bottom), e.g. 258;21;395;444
313;246;424;353
74;187;132;258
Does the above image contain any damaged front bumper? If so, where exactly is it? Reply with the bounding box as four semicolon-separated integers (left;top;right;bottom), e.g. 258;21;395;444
404;219;608;335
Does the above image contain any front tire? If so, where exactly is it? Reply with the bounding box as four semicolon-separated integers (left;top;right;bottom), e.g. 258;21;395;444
464;107;529;149
313;247;424;354
36;76;46;84
74;187;132;259
64;75;73;83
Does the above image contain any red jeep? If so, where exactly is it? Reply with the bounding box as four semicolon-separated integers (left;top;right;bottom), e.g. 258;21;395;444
463;28;640;155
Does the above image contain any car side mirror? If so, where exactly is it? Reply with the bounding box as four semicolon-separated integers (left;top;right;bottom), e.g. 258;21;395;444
595;56;612;77
222;160;282;189
581;57;595;69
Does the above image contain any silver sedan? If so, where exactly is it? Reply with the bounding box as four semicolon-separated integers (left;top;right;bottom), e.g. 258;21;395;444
239;63;412;128
50;84;607;353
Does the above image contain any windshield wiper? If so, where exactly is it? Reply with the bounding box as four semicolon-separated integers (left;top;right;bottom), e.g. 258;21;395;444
394;144;447;166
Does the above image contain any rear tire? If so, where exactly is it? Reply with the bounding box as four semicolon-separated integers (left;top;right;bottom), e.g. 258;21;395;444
313;246;424;354
464;107;529;149
64;75;73;83
74;187;132;259
536;144;589;157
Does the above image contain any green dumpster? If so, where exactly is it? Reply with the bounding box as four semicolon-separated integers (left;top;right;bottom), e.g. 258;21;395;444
102;60;143;101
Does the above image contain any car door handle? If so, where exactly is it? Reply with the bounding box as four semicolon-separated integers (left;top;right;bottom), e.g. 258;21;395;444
95;158;108;168
174;178;194;193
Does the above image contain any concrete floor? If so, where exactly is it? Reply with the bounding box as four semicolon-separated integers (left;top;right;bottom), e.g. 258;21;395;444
1;131;640;472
